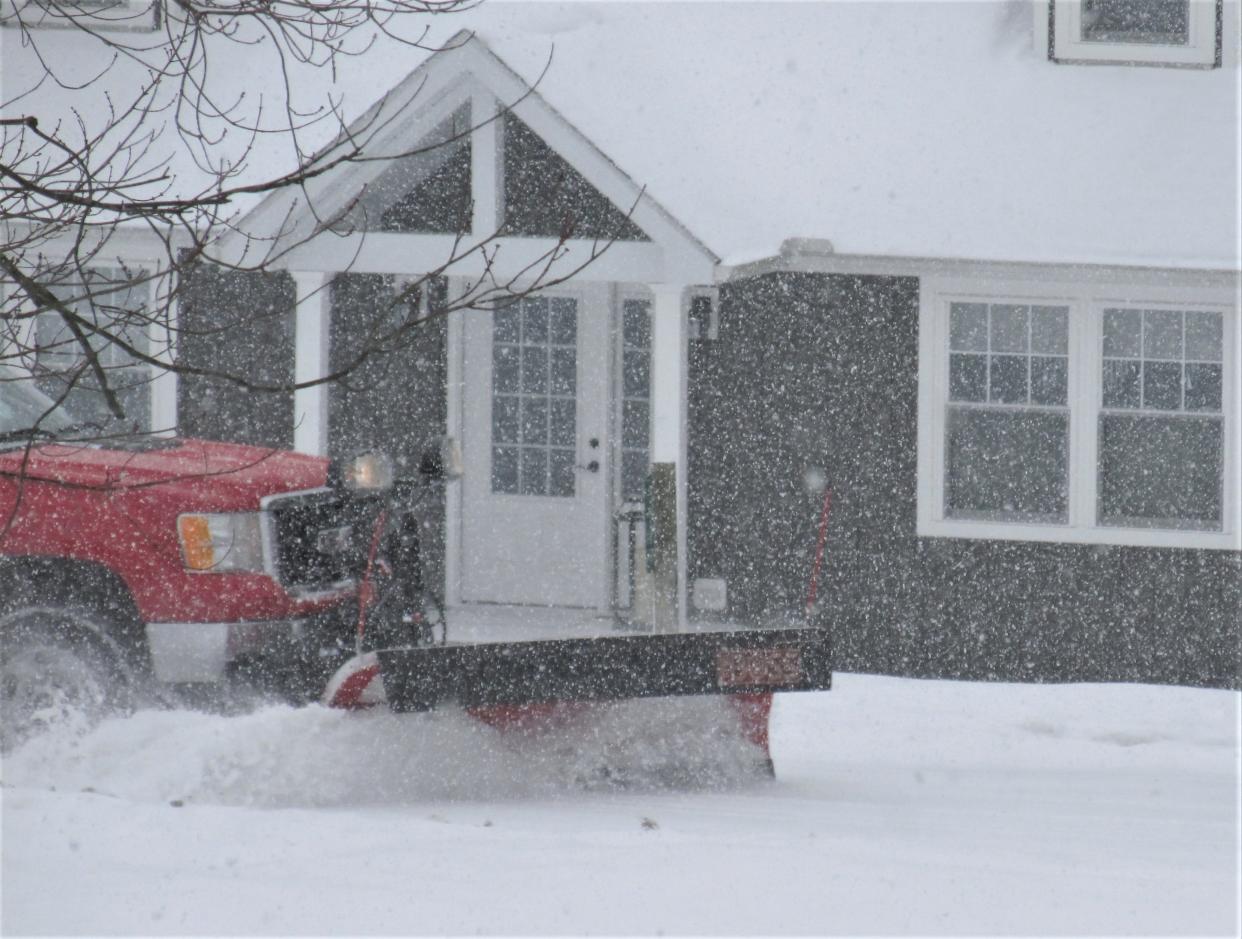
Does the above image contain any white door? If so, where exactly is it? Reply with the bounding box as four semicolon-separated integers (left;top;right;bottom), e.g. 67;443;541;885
460;286;611;608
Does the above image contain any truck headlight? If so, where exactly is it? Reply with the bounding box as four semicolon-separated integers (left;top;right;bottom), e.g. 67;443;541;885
177;512;267;573
343;452;393;491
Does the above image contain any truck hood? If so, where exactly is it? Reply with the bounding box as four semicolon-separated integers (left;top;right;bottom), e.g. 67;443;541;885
0;437;330;509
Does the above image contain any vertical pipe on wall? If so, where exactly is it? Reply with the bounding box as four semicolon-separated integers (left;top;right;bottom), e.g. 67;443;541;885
291;270;330;456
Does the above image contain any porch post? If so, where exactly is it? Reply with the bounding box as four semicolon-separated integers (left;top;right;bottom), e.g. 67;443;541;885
291;270;330;456
149;271;179;436
650;282;689;631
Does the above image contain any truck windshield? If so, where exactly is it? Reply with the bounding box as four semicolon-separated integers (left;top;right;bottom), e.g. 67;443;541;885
0;373;82;441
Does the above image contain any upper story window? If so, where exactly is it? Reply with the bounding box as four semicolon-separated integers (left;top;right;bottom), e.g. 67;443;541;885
1;0;161;31
919;278;1238;551
1051;0;1220;66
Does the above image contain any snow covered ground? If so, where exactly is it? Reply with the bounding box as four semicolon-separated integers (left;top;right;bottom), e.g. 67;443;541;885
2;673;1238;936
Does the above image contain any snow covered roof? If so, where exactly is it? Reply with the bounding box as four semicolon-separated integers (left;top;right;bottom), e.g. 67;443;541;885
432;1;1241;270
5;2;1239;272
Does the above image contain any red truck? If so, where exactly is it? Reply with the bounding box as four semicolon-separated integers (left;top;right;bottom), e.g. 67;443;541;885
2;373;832;770
0;375;390;747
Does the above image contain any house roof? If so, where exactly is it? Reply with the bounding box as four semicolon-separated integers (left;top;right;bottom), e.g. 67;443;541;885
434;1;1240;270
5;2;1239;272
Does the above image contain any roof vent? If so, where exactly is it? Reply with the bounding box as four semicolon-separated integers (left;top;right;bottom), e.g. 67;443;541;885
779;238;836;258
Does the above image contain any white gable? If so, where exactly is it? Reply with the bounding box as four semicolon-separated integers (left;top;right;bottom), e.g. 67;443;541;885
5;2;1238;271
437;1;1239;270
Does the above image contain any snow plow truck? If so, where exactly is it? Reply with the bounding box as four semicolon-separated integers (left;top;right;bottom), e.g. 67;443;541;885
0;374;832;771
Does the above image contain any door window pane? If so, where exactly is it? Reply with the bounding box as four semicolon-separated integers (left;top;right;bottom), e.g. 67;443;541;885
550;348;576;396
549;398;576;447
548;450;575;497
521;346;547;394
493;305;520;343
520;397;547;445
550;299;577;345
491;297;577;497
523;299;549;344
492;395;519;443
491;447;519;494
493;345;519;394
520;447;547;496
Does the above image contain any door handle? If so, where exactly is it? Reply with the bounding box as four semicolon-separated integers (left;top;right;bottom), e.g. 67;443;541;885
577;460;600;473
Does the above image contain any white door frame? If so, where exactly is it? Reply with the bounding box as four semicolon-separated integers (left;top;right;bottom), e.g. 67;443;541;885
448;279;617;610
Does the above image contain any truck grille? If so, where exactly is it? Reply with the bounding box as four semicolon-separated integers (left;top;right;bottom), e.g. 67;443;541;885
264;488;380;591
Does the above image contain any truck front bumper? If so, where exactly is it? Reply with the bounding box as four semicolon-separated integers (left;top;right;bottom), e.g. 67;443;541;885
146;603;357;683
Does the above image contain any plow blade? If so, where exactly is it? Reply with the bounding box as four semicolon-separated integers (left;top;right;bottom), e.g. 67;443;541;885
375;627;832;713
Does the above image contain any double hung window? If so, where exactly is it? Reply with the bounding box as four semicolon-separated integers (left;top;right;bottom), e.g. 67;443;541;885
1098;308;1224;530
920;280;1237;549
946;302;1070;523
33;267;153;431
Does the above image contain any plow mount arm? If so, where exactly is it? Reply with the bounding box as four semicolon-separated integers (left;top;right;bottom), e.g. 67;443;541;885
373;627;832;713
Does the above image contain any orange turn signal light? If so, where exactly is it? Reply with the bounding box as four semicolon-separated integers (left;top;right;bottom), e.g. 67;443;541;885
177;515;215;571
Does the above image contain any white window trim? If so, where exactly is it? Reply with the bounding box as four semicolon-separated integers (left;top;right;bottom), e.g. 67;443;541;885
918;276;1240;551
1050;0;1219;67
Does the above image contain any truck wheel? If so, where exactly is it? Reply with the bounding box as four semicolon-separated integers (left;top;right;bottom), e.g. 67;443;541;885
0;608;129;752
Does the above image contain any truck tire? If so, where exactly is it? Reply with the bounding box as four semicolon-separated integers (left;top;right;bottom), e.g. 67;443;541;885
0;607;132;752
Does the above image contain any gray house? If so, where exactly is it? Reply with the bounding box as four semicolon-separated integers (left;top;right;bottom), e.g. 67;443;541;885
12;2;1241;685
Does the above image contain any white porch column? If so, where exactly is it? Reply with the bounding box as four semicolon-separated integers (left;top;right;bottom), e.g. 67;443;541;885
149;272;179;436
650;282;689;630
291;270;331;456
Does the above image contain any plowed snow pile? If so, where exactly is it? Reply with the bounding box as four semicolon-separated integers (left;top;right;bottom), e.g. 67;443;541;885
2;674;1238;936
3;696;764;807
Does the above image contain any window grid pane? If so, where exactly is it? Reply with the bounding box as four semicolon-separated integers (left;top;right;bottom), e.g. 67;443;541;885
492;297;576;497
620;299;652;502
949;302;1069;409
1101;309;1223;416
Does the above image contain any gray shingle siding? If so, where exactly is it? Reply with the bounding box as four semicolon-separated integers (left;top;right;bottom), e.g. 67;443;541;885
177;266;296;450
689;271;1241;688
